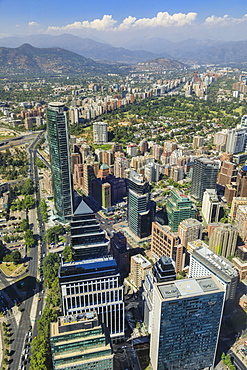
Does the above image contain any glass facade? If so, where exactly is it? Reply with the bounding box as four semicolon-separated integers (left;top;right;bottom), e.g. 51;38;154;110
191;158;219;202
150;277;225;370
47;102;73;223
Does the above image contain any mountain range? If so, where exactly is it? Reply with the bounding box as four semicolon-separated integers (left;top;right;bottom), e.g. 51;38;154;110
0;44;124;74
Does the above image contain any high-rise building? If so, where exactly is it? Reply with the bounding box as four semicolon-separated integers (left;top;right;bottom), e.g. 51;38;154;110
127;170;155;239
114;156;129;178
191;158;219;202
102;183;111;210
50;312;113;370
178;218;202;248
93;121;108;144
143;256;176;332
226;128;246;154
151;222;184;273
166;189;196;232
130;254;152;289
47;102;73;223
202;189;222;224
150;276;225;370
235;205;247;242
217;161;237;187
59;256;124;340
139;139;148;155
209;223;238;257
230;197;247;218
188;240;238;308
193;136;204;149
70;201;108;260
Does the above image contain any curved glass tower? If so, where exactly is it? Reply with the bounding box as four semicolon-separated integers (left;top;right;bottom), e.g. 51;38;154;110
47;102;73;223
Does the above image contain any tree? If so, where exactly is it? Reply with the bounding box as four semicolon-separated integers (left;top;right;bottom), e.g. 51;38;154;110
62;245;73;262
11;250;21;265
24;229;35;248
21;178;34;195
19;218;29;231
23;195;35;211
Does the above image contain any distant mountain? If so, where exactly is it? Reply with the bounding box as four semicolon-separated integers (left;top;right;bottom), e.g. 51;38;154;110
135;58;186;71
0;34;168;64
124;37;247;64
0;44;125;74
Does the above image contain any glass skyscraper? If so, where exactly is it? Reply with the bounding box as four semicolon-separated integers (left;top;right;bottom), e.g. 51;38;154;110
47;102;73;223
191;158;219;202
150;276;225;370
127;170;155;239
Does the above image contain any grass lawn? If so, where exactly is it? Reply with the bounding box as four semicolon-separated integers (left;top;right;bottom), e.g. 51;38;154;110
0;262;27;277
0;134;16;140
92;144;113;150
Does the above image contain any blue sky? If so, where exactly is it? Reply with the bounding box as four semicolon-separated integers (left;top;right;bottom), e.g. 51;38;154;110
1;0;247;43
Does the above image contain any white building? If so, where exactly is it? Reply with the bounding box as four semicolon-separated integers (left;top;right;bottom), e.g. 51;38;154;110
187;240;239;306
93;121;108;144
202;189;222;224
226;128;246;154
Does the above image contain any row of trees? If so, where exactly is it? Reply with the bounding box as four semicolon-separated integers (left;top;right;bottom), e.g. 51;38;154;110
39;199;48;222
44;225;64;244
30;253;61;370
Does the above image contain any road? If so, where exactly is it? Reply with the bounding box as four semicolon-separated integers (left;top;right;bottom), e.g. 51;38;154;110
0;132;46;370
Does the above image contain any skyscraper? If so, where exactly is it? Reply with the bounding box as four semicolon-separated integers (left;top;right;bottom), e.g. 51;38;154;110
59;256;125;340
47;102;73;223
166;189;196;232
127;170;155;239
150;276;225;370
191;158;219;202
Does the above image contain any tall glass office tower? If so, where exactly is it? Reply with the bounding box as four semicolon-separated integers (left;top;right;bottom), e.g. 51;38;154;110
47;102;73;223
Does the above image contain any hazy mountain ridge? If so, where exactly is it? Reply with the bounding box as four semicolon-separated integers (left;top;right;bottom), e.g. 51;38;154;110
0;44;125;74
135;58;186;70
0;34;167;64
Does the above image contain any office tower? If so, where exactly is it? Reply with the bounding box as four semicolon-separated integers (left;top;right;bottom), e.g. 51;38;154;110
93;121;108;144
127;170;155;239
70;200;108;260
235;205;247;242
178;218;202;248
191;158;219;202
202;189;222;224
193;136;204;149
151;222;183;273
110;232;130;278
130;254;152;289
230;197;247;218
50;312;113;370
188;240;239;308
166;189;196;232
226;128;246;154
59;256;124;340
217;161;237;187
150;276;225;370
170;165;184;182
102;150;113;166
47;102;73;223
143;256;176;332
209;224;238;257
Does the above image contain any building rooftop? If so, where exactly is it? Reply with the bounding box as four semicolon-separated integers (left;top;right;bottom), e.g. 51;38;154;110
188;240;238;281
73;200;94;216
131;254;152;269
158;276;223;300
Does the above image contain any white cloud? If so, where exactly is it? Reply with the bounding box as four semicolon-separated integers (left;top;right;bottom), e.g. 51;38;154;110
47;12;197;33
28;21;39;27
48;15;117;31
205;14;247;26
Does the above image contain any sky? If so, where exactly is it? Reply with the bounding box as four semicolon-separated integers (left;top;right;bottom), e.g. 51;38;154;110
1;0;247;45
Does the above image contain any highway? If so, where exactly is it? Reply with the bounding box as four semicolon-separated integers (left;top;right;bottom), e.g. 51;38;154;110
0;132;46;370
